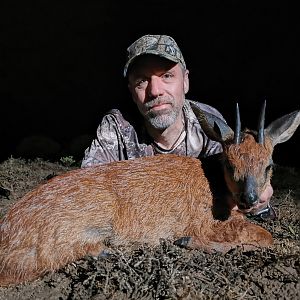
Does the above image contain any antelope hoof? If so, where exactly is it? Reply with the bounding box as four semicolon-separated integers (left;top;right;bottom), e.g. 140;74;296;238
174;236;192;248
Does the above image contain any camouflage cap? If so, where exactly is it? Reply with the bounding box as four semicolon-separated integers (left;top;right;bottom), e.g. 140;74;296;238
123;34;186;77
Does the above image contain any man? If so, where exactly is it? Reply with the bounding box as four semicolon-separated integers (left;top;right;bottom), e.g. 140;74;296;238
81;34;275;220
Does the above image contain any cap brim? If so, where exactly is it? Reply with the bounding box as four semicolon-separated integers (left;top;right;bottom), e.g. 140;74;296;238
123;50;181;77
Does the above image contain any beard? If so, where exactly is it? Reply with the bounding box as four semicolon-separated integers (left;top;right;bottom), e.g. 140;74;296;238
142;98;182;130
145;108;180;129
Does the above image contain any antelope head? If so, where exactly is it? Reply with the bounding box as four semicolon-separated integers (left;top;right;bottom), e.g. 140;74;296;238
192;101;300;211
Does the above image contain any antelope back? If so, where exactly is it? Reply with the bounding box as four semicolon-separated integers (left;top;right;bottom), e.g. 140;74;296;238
0;152;275;288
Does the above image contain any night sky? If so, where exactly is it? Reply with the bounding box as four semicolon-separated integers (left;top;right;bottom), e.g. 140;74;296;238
1;1;299;167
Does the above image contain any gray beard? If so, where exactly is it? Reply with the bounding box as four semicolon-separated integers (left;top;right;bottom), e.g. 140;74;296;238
145;108;180;130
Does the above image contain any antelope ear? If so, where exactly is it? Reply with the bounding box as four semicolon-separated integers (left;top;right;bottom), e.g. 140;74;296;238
265;110;300;146
190;103;234;142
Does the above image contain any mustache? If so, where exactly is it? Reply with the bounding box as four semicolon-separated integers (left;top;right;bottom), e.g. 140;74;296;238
144;97;173;110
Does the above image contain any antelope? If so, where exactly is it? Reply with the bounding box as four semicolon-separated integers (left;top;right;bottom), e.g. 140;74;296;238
0;103;299;287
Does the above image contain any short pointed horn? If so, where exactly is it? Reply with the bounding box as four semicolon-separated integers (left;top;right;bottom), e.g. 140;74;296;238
234;102;241;144
258;100;266;144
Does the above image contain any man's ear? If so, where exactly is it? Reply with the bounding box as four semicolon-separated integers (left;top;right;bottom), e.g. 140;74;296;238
184;69;189;94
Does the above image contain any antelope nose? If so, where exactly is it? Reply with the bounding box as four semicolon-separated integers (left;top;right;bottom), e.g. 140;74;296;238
243;176;258;206
243;192;258;205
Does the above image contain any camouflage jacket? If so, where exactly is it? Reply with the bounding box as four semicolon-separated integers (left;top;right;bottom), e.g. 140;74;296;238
81;100;224;167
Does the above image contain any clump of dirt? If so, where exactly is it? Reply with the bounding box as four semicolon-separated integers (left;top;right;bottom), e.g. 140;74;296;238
0;158;299;300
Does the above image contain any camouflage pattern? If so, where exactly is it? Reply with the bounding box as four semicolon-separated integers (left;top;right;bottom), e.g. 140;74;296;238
123;34;186;77
81;100;224;167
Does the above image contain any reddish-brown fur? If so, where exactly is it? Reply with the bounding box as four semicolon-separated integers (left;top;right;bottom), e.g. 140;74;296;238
0;149;273;287
226;133;273;179
222;133;274;205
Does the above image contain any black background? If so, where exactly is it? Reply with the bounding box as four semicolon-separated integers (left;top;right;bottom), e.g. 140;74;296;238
1;1;299;167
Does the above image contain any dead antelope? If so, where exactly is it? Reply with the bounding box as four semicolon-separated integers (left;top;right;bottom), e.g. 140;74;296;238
0;103;299;287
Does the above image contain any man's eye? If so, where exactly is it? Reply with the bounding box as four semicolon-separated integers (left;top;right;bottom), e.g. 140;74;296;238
136;79;148;88
162;73;174;80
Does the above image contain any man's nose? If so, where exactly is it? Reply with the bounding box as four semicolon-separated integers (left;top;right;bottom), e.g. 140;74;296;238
147;76;163;99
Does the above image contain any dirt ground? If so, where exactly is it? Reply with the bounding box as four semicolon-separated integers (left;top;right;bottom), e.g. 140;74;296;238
0;157;299;300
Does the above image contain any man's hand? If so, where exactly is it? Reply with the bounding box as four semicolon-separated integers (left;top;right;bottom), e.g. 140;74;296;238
251;183;274;214
248;183;276;221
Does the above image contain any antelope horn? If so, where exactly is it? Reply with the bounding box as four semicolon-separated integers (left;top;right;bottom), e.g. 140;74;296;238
234;102;241;144
258;100;266;144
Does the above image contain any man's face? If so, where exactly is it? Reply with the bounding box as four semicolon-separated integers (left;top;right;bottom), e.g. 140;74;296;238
128;55;189;130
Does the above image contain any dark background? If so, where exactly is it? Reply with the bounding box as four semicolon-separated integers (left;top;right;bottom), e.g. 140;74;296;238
1;1;299;167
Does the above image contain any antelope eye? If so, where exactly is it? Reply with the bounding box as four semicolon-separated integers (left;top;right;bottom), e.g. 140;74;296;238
225;161;234;174
265;162;274;174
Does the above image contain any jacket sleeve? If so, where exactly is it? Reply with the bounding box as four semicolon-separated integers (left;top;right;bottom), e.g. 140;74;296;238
81;114;126;167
